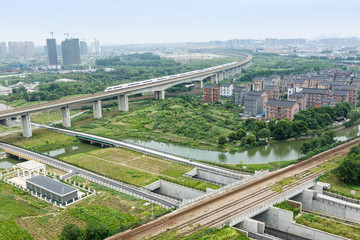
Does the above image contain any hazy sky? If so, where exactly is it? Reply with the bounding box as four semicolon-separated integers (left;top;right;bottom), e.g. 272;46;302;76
1;0;360;45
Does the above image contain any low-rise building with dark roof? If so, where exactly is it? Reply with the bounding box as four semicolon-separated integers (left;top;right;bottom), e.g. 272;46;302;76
335;75;350;83
220;83;234;97
251;77;264;91
301;88;330;108
314;98;336;108
331;81;346;90
262;85;279;100
265;100;299;120
340;85;357;104
318;80;332;89
204;84;220;103
244;94;264;116
309;75;332;88
247;90;268;104
288;92;306;111
26;175;78;204
332;90;349;104
352;77;360;90
232;86;247;105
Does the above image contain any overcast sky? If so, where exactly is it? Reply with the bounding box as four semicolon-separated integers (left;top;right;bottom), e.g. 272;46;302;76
1;0;360;45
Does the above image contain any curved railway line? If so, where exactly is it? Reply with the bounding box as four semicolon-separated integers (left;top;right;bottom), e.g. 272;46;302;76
109;137;360;240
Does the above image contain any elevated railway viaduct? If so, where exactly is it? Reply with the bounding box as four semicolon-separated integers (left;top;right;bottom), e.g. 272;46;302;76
0;53;252;138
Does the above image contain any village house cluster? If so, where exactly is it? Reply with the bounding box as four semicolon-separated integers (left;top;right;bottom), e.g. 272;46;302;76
204;69;360;121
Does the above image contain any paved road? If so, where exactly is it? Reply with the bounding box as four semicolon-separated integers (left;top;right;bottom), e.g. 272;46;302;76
0;142;177;209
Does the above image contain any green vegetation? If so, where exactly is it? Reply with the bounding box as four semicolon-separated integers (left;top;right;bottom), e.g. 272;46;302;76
296;213;360;239
0;220;35;240
1;52;238;103
236;53;335;83
300;130;336;154
71;95;241;151
61;147;219;191
31;109;79;124
15;179;170;240
319;145;360;198
1;129;80;153
338;144;360;185
147;226;249;240
274;201;300;219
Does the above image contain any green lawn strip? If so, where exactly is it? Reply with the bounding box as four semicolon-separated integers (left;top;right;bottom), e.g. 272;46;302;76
318;155;360;199
0;181;52;221
147;226;249;240
61;148;219;191
296;213;360;239
274;201;300;219
2;129;80;153
0;220;35;240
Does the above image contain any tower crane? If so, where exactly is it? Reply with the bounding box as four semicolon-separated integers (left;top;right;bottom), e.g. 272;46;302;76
49;31;59;38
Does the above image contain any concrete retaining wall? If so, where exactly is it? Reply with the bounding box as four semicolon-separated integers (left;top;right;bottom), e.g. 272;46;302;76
254;206;348;240
291;189;360;223
144;180;205;200
184;168;243;186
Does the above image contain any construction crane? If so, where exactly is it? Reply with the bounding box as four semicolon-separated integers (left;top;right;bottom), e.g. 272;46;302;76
49;31;59;38
64;32;84;39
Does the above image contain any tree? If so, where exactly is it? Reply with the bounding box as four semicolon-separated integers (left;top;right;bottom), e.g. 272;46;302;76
235;128;246;139
292;120;309;135
254;121;267;132
243;133;256;145
267;119;276;132
335;102;352;118
61;224;83;240
273;119;292;139
218;136;227;145
228;132;237;141
338;153;360;184
85;221;109;240
257;128;271;139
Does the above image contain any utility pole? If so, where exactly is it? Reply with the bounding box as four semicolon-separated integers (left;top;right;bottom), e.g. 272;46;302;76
36;96;41;107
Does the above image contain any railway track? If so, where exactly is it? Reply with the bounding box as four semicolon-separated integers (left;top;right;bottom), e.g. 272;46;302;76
109;137;360;240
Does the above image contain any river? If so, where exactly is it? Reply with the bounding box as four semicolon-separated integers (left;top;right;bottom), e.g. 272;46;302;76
1;123;359;169
125;124;360;164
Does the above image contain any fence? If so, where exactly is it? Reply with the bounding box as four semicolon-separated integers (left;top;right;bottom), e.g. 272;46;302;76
0;143;176;210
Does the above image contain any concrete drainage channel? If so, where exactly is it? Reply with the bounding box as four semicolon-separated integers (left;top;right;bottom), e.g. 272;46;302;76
183;168;246;186
233;182;360;240
142;168;252;205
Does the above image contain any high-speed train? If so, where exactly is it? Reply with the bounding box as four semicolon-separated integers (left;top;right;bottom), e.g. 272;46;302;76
104;61;238;92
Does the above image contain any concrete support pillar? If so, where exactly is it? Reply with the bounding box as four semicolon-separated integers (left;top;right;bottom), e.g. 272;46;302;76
61;106;71;128
154;90;165;100
225;70;229;78
219;72;224;81
92;100;102;119
211;75;218;84
194;81;203;88
118;95;129;112
21;114;32;138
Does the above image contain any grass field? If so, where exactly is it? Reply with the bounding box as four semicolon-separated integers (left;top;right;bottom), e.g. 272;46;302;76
148;226;249;240
296;213;360;239
0;176;169;240
1;129;80;153
62;147;220;191
318;155;360;198
31;109;79;124
71;96;241;151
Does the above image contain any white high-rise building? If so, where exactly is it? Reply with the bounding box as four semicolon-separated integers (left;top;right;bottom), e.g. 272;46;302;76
0;42;6;57
91;39;100;53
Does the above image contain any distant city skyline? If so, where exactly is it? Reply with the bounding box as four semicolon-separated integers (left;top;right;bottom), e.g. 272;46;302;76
1;0;360;45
